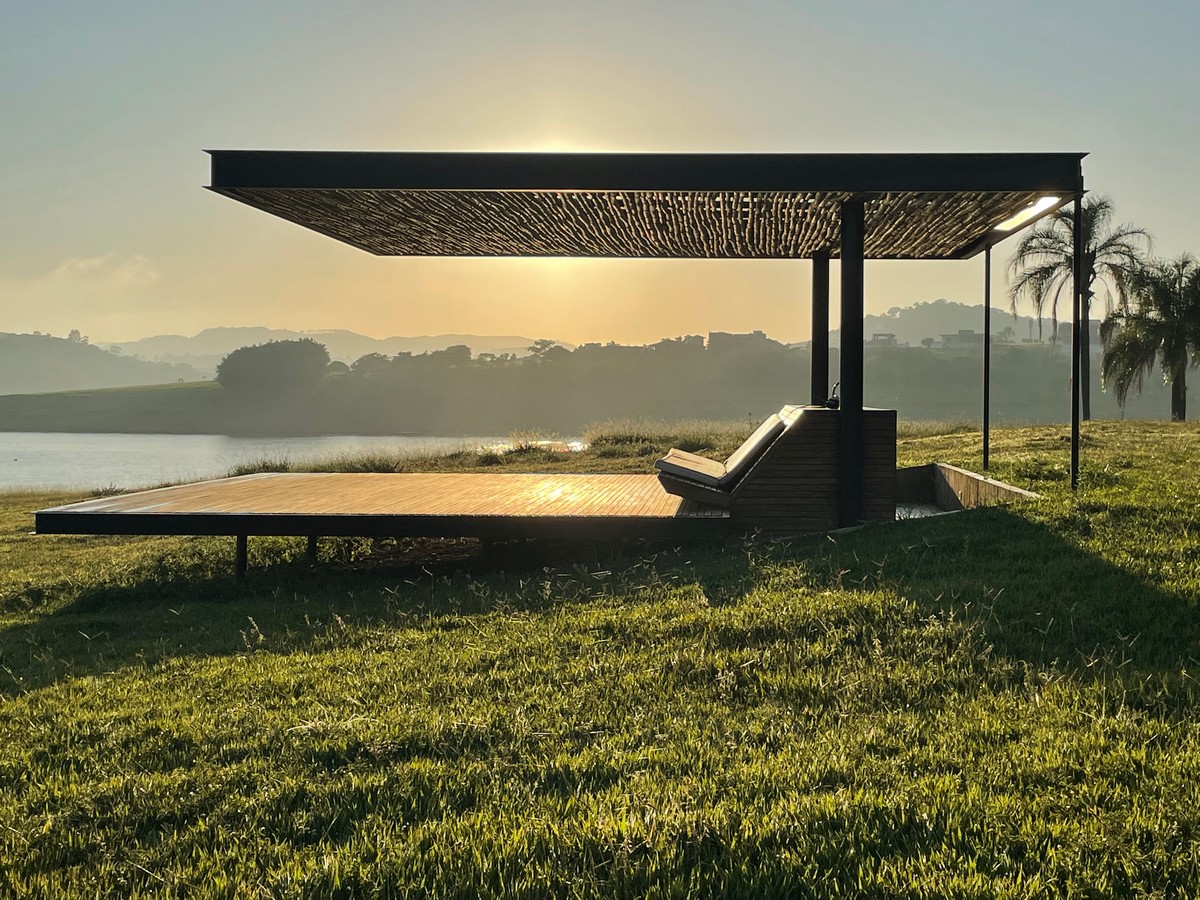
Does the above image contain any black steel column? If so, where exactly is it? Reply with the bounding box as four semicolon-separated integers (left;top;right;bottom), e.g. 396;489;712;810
1071;196;1083;489
810;250;830;405
982;246;992;470
838;200;865;526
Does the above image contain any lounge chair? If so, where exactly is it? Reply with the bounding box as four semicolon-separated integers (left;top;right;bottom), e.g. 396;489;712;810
654;405;805;507
656;405;897;531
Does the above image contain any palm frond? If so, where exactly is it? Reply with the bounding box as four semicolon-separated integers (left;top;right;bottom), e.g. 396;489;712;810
1007;194;1151;346
1007;260;1069;317
1103;253;1200;407
1100;323;1160;406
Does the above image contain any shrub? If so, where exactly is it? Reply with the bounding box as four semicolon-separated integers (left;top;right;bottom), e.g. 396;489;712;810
216;339;330;403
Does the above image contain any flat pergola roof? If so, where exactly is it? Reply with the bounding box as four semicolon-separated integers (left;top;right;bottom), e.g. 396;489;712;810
207;151;1085;260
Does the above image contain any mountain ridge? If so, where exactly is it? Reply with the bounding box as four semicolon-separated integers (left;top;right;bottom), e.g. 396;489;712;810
829;298;1059;348
0;332;203;396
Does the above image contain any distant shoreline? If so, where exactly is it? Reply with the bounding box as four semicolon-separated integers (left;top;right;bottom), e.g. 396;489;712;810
1;432;531;492
0;432;490;438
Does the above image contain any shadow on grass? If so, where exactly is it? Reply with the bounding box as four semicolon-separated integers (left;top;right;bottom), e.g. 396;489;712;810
788;506;1200;677
0;534;700;697
2;507;1197;704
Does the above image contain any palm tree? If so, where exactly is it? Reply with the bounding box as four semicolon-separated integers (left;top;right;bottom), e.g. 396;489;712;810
1007;195;1149;419
1101;254;1200;421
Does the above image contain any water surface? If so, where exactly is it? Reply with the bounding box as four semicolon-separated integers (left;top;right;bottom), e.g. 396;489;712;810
0;432;512;491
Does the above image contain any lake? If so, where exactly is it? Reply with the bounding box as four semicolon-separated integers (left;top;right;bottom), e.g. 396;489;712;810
0;432;529;491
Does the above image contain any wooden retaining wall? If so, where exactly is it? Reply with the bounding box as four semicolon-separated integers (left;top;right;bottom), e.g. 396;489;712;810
731;408;896;532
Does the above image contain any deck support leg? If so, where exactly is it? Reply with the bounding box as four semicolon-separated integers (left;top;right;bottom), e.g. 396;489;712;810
1070;194;1083;490
235;535;248;579
837;199;865;527
306;535;319;559
982;246;992;470
810;250;830;405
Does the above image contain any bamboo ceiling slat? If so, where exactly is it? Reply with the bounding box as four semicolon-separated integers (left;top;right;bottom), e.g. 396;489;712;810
221;187;1053;260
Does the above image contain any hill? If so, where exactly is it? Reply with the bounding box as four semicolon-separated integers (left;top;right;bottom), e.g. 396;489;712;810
0;333;203;396
831;298;1052;347
103;328;566;376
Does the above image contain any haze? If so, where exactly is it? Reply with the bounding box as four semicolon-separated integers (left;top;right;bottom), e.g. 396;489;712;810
3;1;1198;345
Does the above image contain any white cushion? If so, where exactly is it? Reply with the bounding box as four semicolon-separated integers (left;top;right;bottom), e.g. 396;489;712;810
654;449;726;487
655;412;789;489
721;414;786;484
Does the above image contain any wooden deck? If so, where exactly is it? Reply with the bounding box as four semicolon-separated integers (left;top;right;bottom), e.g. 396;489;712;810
36;473;730;541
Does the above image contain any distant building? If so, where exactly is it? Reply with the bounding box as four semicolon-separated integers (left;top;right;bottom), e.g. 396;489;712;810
940;329;985;347
707;330;781;353
575;341;640;358
868;332;898;348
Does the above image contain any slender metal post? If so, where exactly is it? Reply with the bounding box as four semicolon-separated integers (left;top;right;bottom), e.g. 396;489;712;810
306;535;319;559
982;246;992;470
1071;195;1083;489
810;250;831;405
838;200;865;526
235;535;248;579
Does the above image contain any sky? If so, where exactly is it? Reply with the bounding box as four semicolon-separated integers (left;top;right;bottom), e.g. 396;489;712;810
2;0;1198;346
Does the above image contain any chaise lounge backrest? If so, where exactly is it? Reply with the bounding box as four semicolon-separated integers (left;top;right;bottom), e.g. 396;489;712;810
655;405;804;501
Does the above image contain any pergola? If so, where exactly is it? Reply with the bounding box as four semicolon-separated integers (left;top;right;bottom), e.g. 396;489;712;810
207;151;1088;525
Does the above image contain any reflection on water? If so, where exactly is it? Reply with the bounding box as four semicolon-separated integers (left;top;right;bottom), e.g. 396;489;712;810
0;432;541;490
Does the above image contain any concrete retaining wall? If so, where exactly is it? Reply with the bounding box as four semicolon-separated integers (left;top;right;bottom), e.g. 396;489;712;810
896;463;1039;511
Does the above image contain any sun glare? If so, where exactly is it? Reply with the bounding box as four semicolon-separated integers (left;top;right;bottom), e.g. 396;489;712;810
480;134;589;153
993;195;1061;232
529;136;579;152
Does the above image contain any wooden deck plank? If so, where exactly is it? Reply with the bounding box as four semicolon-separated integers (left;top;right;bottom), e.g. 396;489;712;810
37;473;727;540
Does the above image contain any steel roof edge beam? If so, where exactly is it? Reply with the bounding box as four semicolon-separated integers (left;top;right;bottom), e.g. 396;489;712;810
983;247;992;470
207;151;1086;195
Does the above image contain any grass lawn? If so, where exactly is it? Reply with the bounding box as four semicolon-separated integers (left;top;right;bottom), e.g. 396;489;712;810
0;382;226;434
2;421;1199;897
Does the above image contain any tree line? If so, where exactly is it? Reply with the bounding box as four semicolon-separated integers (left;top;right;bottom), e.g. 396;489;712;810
205;332;1173;435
